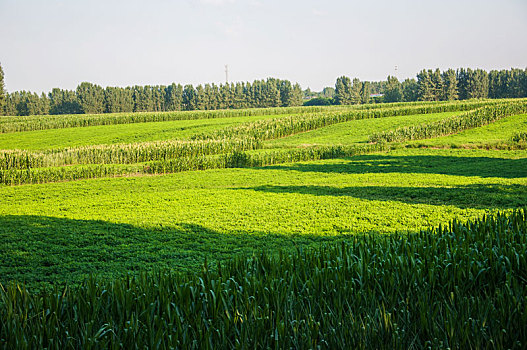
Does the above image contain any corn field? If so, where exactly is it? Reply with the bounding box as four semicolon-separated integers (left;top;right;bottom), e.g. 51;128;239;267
1;100;525;185
369;101;527;143
0;144;390;185
0;99;505;134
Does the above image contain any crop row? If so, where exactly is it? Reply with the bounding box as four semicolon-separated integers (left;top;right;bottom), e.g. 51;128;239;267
190;99;506;141
0;99;501;134
369;101;527;143
0;100;488;171
0;138;261;170
1;208;525;348
511;131;527;143
0;144;390;185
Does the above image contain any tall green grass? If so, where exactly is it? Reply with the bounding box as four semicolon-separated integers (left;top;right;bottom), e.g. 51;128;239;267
1;208;525;349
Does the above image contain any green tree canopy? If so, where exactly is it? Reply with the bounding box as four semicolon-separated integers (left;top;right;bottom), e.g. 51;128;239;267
0;63;5;115
384;76;403;102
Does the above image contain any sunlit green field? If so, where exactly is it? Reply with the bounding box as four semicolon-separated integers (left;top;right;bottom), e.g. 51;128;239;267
1;100;526;288
408;112;527;147
0;113;287;150
264;111;459;147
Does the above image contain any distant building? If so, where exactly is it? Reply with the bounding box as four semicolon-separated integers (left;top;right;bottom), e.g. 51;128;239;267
370;93;384;97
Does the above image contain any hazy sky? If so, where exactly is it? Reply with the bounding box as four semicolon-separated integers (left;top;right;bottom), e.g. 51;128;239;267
1;0;526;93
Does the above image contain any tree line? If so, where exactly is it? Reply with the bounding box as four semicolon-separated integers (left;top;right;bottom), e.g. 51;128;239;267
335;67;527;105
0;74;303;116
1;62;526;116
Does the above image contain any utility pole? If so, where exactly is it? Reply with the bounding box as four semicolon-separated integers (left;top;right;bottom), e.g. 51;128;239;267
225;64;229;84
394;65;398;79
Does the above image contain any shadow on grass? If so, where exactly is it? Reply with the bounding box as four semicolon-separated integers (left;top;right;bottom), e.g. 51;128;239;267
264;154;527;179
245;183;527;210
0;215;351;290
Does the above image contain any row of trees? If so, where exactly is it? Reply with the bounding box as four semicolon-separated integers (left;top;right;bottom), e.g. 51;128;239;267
334;77;371;105
1;78;303;116
1;62;526;115
337;67;527;105
0;64;6;114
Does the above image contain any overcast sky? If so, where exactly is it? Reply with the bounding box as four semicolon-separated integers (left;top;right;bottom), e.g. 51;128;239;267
1;0;526;93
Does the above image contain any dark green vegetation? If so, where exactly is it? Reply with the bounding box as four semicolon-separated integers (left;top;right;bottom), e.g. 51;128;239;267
1;96;527;348
2;78;304;116
0;64;5;115
331;67;527;106
1;209;526;348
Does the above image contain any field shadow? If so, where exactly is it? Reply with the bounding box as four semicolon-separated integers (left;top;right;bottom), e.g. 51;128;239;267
0;215;348;289
245;183;527;210
263;154;527;179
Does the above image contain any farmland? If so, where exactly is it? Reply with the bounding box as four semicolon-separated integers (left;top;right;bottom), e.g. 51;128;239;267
1;99;527;348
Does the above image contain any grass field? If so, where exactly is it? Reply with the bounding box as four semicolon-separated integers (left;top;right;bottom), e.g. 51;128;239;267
1;99;526;347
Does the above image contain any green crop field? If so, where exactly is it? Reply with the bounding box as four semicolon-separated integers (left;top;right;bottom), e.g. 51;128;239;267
1;99;526;286
1;99;526;348
408;112;527;148
0;113;289;150
264;111;460;147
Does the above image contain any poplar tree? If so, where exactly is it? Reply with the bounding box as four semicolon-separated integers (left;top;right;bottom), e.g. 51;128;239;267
0;63;5;115
3;93;16;116
39;92;50;115
417;69;435;101
279;80;293;107
431;69;443;100
401;78;418;102
384;76;403;102
165;84;183;111
456;68;469;100
441;69;458;100
182;85;197;110
76;82;105;114
335;76;352;105
360;81;370;104
49;88;81;114
291;83;303;106
195;85;206;110
350;78;363;104
467;69;489;99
